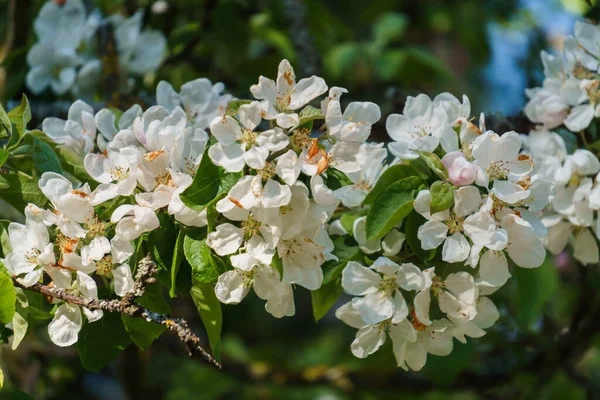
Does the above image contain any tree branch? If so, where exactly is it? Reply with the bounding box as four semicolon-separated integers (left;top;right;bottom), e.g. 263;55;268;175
12;256;221;369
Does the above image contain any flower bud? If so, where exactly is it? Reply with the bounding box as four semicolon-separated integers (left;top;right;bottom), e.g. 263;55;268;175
442;151;477;186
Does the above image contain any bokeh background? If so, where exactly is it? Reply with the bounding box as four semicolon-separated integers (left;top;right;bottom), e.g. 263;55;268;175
1;0;600;399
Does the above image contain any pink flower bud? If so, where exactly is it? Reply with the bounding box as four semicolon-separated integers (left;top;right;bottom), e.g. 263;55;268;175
442;151;476;186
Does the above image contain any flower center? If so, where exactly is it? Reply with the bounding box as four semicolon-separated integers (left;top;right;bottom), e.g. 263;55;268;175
25;248;41;265
56;234;79;255
242;215;261;238
354;180;371;191
109;166;129;182
585;80;600;104
378;275;398;297
445;213;464;234
96;256;114;277
411;124;432;139
486;161;508;180
241;128;258;146
291;128;311;150
86;216;105;238
275;92;292;112
156;171;173;187
259;162;276;181
280;205;294;215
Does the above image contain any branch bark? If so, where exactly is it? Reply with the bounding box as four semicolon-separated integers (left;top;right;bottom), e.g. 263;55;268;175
12;256;221;369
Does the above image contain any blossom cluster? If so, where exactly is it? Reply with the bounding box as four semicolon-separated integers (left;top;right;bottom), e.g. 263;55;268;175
331;92;553;370
525;20;600;133
27;0;166;97
4;28;600;370
522;19;600;265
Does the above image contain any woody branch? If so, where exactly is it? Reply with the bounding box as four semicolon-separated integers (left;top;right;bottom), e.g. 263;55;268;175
11;255;221;369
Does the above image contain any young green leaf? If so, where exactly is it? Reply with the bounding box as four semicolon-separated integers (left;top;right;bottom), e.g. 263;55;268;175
191;283;222;361
0;262;16;325
122;283;171;350
311;278;343;322
77;312;132;372
0;149;9;167
365;176;425;240
404;211;436;262
0;172;49;211
0;103;12;139
57;147;94;184
6;94;31;149
339;209;367;234
184;229;227;285
225;100;252;116
295;105;324;127
169;228;186;298
0;176;9;190
416;151;447;180
31;135;62;175
362;164;421;205
429;181;454;214
322;235;362;284
180;154;220;211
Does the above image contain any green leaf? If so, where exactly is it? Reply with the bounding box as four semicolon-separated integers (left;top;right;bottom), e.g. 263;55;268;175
9;289;30;350
0;176;9;190
190;283;222;361
0;103;12;139
0;221;11;257
11;309;28;351
312;279;343;322
362;164;420;205
404;211;436;262
57;147;94;184
77;312;132;372
7;94;31;149
0;149;9;167
296;105;324;127
0;262;16;325
219;171;243;193
170;227;186;298
416;151;447;180
0;172;48;211
429;181;454;214
180;154;220;211
513;257;558;328
0;366;3;388
225;100;252;116
372;12;408;50
122;283;170;350
423;341;474;385
30;134;62;175
339;209;367;234
148;214;177;286
324;169;353;190
322;236;362;285
365;176;425;240
185;229;227;285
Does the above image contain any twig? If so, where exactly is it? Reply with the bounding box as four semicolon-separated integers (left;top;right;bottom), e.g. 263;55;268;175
12;256;221;369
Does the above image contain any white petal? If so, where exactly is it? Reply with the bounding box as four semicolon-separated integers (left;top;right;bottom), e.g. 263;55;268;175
113;264;135;296
206;223;244;256
341;261;380;295
48;304;82;347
